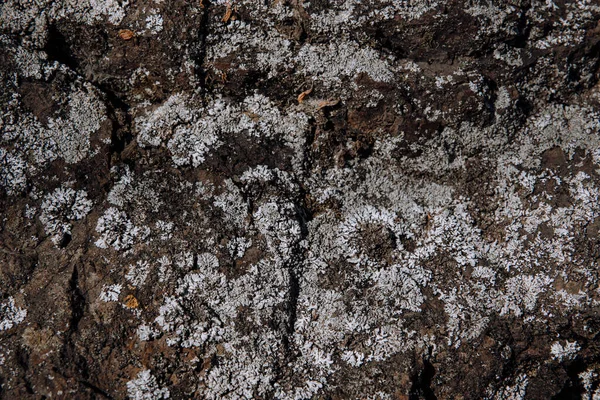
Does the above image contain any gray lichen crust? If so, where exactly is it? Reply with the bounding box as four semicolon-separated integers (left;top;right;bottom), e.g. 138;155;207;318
1;0;600;399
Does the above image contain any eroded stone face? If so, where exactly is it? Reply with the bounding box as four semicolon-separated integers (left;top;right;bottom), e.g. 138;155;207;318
2;0;600;398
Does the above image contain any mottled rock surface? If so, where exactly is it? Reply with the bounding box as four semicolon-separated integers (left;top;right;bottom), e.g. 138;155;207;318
2;0;600;398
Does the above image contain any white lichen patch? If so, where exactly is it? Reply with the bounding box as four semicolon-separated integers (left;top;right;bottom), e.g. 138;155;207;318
254;201;301;257
135;93;309;168
486;373;529;400
106;166;163;213
48;84;107;164
1;80;107;194
335;205;410;266
127;193;302;398
205;20;293;79
95;207;146;251
213;179;249;229
39;186;93;245
307;0;446;35
579;367;600;399
550;341;580;361
125;261;151;288
23;82;104;161
99;284;122;302
499;275;553;317
226;237;252;259
136;324;159;341
1;0;129;43
519;104;600;167
145;9;163;34
126;370;170;400
0;297;27;331
3;0;600;396
155;220;173;241
8;45;59;80
135;94;196;148
0;148;27;195
530;1;600;50
295;40;394;87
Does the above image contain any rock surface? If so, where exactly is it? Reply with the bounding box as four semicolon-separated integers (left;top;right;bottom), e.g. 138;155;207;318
2;0;600;398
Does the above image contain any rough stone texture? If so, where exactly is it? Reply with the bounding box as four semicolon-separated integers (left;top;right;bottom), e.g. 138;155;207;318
1;0;600;398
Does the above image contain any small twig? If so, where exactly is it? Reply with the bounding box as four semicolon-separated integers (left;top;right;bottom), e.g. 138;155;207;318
222;2;233;23
297;85;313;104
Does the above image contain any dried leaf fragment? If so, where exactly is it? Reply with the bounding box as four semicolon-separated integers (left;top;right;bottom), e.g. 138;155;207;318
425;212;433;231
243;111;260;122
297;87;313;104
118;29;135;40
317;98;340;109
222;3;232;23
124;294;139;309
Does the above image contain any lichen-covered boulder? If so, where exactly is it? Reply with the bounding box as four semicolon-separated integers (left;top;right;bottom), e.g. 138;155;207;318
1;0;600;398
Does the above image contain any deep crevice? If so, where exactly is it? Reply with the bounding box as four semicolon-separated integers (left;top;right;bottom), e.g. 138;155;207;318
270;180;313;392
505;3;532;49
289;192;313;336
195;0;213;99
44;25;79;72
551;346;600;400
94;82;133;166
409;356;438;400
287;268;300;337
550;358;588;399
68;266;85;333
15;348;35;394
58;232;72;248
